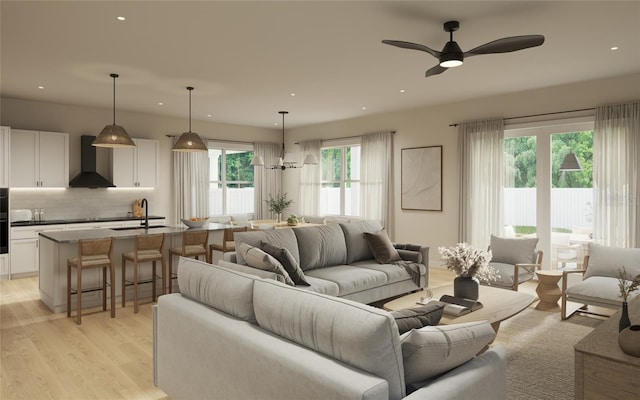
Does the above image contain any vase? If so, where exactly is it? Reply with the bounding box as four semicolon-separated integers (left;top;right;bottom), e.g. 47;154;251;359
618;325;640;357
619;301;631;333
453;276;479;301
276;213;282;223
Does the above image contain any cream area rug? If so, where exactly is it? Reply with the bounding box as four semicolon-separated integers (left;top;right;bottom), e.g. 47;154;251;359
494;305;603;400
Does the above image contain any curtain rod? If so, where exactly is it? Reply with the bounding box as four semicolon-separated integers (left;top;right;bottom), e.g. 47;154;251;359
165;134;253;145
448;107;595;127
294;130;396;145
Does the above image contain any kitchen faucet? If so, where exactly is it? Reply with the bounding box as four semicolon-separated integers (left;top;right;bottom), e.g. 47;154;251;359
141;198;149;230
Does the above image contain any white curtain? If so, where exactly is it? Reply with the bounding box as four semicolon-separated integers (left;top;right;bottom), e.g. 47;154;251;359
458;119;505;249
173;142;210;223
593;101;640;248
298;139;321;218
253;142;281;219
361;132;394;236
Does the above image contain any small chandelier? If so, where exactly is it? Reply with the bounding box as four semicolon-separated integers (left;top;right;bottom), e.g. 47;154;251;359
93;73;136;148
172;86;208;152
250;111;318;169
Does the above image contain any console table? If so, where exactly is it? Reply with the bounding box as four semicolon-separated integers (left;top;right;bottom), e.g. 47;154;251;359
574;296;640;399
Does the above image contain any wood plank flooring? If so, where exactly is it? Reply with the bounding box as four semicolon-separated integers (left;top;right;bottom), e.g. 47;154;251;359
0;266;529;400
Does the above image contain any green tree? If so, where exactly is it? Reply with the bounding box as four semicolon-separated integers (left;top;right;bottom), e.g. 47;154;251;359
221;151;254;182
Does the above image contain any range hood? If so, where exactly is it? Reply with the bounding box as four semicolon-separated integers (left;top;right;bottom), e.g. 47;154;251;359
69;135;116;188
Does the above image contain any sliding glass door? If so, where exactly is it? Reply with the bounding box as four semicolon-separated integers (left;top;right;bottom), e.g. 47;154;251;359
504;119;594;269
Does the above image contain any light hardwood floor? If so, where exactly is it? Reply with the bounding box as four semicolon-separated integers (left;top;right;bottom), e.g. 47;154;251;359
0;266;523;400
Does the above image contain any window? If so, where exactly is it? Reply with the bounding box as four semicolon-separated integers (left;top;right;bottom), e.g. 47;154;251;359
320;144;361;216
208;143;254;216
504;119;594;269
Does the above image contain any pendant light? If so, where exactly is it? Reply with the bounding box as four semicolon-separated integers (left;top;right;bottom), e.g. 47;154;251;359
250;111;318;169
560;150;582;171
172;86;208;152
93;73;136;148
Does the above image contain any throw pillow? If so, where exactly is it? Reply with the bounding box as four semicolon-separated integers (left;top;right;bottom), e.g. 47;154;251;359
390;303;445;335
400;321;497;384
237;242;295;286
260;241;311;286
490;235;539;265
364;229;402;264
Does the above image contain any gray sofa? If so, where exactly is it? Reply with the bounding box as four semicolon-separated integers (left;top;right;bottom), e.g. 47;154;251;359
221;220;429;304
154;258;508;400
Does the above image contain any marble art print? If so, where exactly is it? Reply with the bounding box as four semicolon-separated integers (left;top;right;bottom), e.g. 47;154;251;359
401;146;442;211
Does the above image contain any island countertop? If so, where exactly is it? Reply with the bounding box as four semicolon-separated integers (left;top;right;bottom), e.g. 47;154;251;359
38;222;231;243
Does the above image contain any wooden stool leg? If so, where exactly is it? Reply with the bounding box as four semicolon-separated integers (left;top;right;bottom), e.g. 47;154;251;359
133;260;139;313
160;256;166;297
168;252;173;294
122;255;126;308
76;266;82;325
67;263;72;318
152;261;157;302
110;263;115;318
102;267;107;311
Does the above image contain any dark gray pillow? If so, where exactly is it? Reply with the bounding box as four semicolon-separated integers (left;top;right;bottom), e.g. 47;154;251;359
260;241;311;286
391;303;445;335
364;229;402;264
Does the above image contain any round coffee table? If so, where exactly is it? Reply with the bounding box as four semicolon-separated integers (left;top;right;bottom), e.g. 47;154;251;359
535;270;563;310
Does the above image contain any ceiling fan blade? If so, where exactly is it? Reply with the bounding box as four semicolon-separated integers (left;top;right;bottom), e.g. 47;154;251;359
382;40;440;58
464;35;545;57
425;64;447;77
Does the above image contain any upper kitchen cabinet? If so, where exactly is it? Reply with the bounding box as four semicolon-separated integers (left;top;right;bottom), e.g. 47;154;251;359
112;138;159;187
0;127;9;187
10;129;69;188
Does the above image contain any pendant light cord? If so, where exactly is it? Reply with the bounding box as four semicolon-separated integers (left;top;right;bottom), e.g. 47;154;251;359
279;111;288;159
187;86;193;132
111;73;118;125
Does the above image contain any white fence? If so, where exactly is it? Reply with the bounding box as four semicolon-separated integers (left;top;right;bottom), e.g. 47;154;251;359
209;187;254;215
504;188;593;231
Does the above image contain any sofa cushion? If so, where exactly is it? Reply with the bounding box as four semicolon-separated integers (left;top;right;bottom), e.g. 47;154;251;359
584;243;640;279
237;243;295;286
352;261;425;285
293;224;348;271
490;235;539;265
364;229;402;264
304;265;389;296
565;276;639;306
301;276;341;296
176;257;258;322
252;279;406;400
339;220;384;264
391;303;444;335
260;241;310;286
400;321;496;384
234;229;300;266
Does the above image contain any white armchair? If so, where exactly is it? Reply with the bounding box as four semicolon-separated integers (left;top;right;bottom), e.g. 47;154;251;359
551;233;582;269
482;235;543;291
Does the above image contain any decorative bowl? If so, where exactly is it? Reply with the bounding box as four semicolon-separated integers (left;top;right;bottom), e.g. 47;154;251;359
181;218;210;228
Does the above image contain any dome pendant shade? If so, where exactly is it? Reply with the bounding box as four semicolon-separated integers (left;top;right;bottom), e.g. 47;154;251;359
172;86;208;152
560;151;582;171
93;73;135;148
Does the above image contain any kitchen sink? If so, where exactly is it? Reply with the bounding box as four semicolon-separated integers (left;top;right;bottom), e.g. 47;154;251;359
110;225;168;231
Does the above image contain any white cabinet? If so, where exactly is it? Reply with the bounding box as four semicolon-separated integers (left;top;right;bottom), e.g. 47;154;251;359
10;225;65;278
10;129;69;188
0;126;9;187
0;255;8;279
112;138;159;187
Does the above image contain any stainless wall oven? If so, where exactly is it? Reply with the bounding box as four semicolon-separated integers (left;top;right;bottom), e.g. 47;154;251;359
0;188;8;254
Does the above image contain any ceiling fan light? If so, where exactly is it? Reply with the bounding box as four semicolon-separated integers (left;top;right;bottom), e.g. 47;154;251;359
439;41;464;68
439;59;463;68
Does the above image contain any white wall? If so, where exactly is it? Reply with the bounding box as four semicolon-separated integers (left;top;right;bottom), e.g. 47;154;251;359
0;97;279;222
283;73;640;263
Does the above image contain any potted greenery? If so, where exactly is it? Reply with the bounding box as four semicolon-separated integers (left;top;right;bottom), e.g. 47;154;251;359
265;192;293;223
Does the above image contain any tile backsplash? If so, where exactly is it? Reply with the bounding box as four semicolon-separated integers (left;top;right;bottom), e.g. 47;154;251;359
10;189;158;220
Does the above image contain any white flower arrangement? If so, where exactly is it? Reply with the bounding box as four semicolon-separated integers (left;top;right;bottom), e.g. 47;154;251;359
618;266;640;302
438;242;497;282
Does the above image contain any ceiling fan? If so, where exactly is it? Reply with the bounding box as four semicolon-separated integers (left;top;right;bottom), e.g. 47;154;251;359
382;21;544;77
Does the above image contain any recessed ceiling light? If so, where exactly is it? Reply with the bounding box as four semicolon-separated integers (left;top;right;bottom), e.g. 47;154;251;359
158;102;164;106
400;89;406;93
274;122;279;126
611;46;619;51
362;107;367;110
38;85;44;89
117;16;126;21
290;93;296;97
207;114;212;118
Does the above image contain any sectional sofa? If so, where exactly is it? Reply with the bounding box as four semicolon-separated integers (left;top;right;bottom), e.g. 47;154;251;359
154;258;507;400
220;220;429;304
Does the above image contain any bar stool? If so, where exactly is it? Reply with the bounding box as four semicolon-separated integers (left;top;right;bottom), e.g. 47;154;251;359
209;226;247;262
67;238;115;325
168;230;209;293
122;233;165;313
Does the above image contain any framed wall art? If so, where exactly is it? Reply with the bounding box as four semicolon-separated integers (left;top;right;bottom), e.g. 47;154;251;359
401;145;443;211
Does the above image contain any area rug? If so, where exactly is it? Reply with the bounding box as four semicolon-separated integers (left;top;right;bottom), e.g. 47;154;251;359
495;306;603;400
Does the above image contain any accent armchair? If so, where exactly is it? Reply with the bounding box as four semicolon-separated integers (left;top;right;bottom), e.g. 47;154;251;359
481;235;543;291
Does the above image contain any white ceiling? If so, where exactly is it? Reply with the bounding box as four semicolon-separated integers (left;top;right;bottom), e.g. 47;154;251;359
1;1;639;129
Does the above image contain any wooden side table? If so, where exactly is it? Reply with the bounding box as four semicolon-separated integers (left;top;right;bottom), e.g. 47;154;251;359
535;270;563;310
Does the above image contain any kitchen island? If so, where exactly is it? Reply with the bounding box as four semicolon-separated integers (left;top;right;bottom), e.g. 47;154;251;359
38;223;230;313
